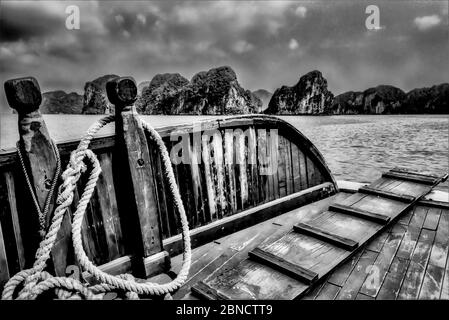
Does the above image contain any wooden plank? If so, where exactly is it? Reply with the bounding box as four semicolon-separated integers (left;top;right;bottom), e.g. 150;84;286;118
419;264;445;299
301;281;326;300
428;210;449;268
149;144;172;238
293;222;359;251
441;268;449;299
398;208;414;225
235;129;249;209
382;172;436;185
277;135;287;198
359;224;406;297
171;135;198;227
315;283;341;300
336;250;378;300
423;207;441;230
290;142;301;193
265;129;278;202
3;171;25;270
246;127;259;206
398;229;436;299
390;168;439;180
328;250;364;286
284;140;294;195
191;281;230;300
224;129;238;213
396;226;421;260
0;219;9;289
256;129;268;203
418;199;449;210
409;206;428;229
359;186;415;203
366;229;389;253
306;155;319;187
376;256;410;300
248;247;318;284
95;153;123;260
329;203;390;224
212;130;227;217
202;132;218;220
298;149;308;190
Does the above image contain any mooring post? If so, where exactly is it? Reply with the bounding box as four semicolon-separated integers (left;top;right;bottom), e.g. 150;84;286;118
107;77;168;278
4;77;72;276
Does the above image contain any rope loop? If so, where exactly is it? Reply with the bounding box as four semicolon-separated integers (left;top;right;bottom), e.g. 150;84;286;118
1;114;191;300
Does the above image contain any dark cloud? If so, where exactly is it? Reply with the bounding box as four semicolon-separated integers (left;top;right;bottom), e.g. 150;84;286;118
0;0;448;113
0;2;63;41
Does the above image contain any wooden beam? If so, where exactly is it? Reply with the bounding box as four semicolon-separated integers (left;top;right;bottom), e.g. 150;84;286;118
390;168;439;179
382;172;436;185
82;251;170;281
108;77;166;277
4;77;72;276
329;203;390;224
293;222;359;251
359;186;415;203
248;247;318;284
191;281;230;300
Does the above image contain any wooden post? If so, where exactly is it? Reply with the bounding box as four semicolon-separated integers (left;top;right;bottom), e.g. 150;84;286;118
4;77;72;276
107;77;168;277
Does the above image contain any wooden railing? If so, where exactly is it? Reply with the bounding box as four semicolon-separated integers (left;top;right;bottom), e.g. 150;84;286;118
0;76;338;290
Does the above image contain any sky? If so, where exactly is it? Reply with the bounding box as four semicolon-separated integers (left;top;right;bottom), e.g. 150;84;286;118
0;0;448;113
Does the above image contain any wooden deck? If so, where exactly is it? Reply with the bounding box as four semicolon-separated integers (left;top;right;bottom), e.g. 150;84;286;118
170;191;449;300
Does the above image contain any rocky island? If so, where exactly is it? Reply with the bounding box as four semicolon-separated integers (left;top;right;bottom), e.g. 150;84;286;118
136;66;261;115
38;67;448;115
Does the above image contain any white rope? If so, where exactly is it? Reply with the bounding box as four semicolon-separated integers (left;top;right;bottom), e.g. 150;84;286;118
1;114;191;300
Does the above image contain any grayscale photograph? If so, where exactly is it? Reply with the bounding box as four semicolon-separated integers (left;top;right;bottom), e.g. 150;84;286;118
0;0;448;309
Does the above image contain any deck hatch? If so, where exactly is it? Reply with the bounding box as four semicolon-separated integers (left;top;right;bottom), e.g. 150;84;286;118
248;247;318;284
329;203;391;224
293;222;359;251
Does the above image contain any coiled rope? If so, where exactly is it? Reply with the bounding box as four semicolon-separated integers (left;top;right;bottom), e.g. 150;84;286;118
1;114;191;300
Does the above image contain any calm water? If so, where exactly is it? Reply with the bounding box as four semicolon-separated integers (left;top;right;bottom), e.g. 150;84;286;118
1;114;448;189
279;115;448;190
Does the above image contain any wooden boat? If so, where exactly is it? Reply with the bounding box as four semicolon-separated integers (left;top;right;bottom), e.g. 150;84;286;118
0;76;448;300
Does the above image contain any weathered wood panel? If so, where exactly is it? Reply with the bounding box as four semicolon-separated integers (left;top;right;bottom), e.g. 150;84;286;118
0;219;9;289
95;152;125;260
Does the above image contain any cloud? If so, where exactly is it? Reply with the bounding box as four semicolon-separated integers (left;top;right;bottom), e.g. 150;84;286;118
414;15;442;31
1;1;448;112
289;39;299;50
232;40;254;54
295;6;307;18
